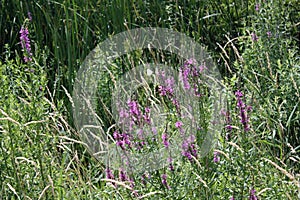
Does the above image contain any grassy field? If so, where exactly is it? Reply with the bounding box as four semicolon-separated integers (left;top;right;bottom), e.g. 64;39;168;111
0;0;300;199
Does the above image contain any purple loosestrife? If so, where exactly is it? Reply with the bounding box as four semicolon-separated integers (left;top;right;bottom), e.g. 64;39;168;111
179;59;206;96
20;26;32;62
119;168;128;181
230;197;235;200
251;33;258;42
161;174;170;189
235;90;251;132
182;135;198;162
128;100;141;122
113;131;132;149
158;74;175;97
162;133;169;148
255;4;260;11
213;151;220;163
172;99;181;116
106;168;114;179
143;107;151;124
175;120;184;135
105;168;116;186
175;121;183;128
249;188;258;200
168;157;174;171
28;12;32;21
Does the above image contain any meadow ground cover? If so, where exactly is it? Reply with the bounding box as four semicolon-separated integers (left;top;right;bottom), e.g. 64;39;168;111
0;0;299;199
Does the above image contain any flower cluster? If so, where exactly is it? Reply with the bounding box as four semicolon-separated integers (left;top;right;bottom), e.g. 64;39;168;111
113;131;132;149
213;151;220;163
20;26;32;62
251;33;258;42
235;90;251;132
255;4;260;11
249;187;258;200
179;58;206;97
162;133;169;148
158;75;175;97
161;174;170;189
181;134;198;162
108;60;208;192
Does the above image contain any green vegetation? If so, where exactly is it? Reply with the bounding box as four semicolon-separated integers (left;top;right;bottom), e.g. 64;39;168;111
0;0;299;199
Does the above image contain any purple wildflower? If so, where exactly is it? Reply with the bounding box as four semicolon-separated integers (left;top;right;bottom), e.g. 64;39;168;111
151;126;157;135
235;90;243;97
182;135;198;162
267;31;272;37
249;187;258;200
180;67;191;90
119;108;129;119
114;131;132;149
129;178;135;188
161;174;170;189
226;125;233;132
179;59;206;97
199;64;206;72
119;168;128;181
162;133;169;148
158;75;175;97
158;85;167;96
128;100;140;117
28;12;32;21
106;168;114;180
19;26;32;62
168;157;174;171
213;151;220;163
251;33;258;42
255;4;260;11
235;90;251;132
230;197;235;200
185;58;196;65
165;77;175;94
175;121;183;128
172;99;181;116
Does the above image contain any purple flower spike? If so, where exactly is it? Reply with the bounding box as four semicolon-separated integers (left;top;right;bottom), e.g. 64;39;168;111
249;187;258;200
161;174;170;189
181;134;198;162
255;4;260;11
235;90;243;97
20;26;32;62
28;12;32;21
119;168;128;181
251;33;258;42
175;121;183;128
213;151;220;163
235;90;251;132
106;168;114;180
162;133;169;148
167;157;174;171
